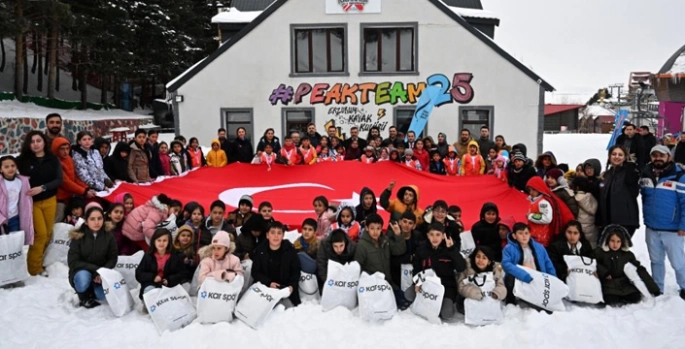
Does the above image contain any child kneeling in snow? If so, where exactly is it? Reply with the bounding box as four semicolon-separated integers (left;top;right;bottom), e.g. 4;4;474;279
501;222;556;305
458;246;507;302
406;222;466;319
198;231;244;286
294;218;320;274
594;225;660;306
136;228;187;302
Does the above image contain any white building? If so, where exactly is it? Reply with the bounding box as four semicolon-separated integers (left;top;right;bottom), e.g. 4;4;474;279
167;0;553;155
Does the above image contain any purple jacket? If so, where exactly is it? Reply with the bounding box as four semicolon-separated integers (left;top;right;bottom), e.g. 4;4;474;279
0;175;35;245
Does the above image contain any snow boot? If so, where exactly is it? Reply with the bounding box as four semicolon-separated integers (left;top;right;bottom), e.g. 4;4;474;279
78;292;100;309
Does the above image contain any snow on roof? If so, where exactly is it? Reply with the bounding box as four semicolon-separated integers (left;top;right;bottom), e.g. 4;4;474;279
165;56;208;90
447;5;499;20
583;105;616;120
668;52;685;74
212;8;262;24
0;100;151;121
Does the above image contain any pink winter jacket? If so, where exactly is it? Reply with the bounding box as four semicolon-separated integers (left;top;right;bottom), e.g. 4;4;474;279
197;244;244;286
122;196;169;242
0;175;34;245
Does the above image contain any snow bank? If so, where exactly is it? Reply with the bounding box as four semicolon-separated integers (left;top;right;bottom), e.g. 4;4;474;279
2;134;685;349
211;8;262;24
0;100;151;121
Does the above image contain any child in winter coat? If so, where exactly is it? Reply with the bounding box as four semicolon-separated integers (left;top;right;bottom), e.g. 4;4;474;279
389;148;400;162
114;192;135;216
406;222;466;319
106;203;139;256
198;230;244;286
299;137;317;165
169;141;188;175
490;155;508;182
227;195;254;231
184;203;205;239
187;137;206;169
252;143;278;168
471;203;503;262
457;246;507;302
571;176;598;248
443;146;460;176
460;141;486;176
390;211;424;290
595;225;661;305
313;196;335;240
158;142;172;176
360;146;376;164
51;137;94;222
136;228;187;300
327;205;362;242
486;148;499;173
545;168;579;218
497;216;516;252
420;200;461;240
380;181;424;225
206;139;228;168
63;196;85;225
317;229;356;282
0;156;34;243
413;139;430;171
173;225;197;279
234;214;268;260
67;205;118;308
123;194;173;249
402;149;422;170
429;151;446;175
294;218;320;274
525;176;574;247
355;187;378;227
377;147;390;162
201;200;233;244
546;221;595;282
501;222;556;305
105;142;132;183
252;222;301;307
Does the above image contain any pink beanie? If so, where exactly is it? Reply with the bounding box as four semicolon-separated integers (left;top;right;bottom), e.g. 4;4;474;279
85;202;103;212
212;231;231;249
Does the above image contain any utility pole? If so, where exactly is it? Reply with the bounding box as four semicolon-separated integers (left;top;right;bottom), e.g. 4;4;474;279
609;83;624;105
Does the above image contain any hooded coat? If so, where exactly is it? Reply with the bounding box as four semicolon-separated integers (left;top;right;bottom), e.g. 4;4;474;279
173;225;197;279
50;137;89;202
206;139;228;167
123;196;169;242
582;158;602;201
71;145;109;192
252;239;301;306
420;209;461;240
598;161;640;229
471;203;503;261
355;187;378;225
453;136;474;160
457;257;507;301
413;147;430;172
136;250;187;299
67;226;118;289
93;137;110;162
594;225;660;297
0;173;34;244
380;185;424;225
535;151;558;178
512;143;534;166
354;229;407;289
526;176;575;246
546;229;595;282
257;136;282;154
317;233;356;281
127;142;152;183
105;142;132;183
574;190;598;247
197;240;243;286
436;134;449;158
413;239;466;291
234;215;267;260
507;159;536;192
460;140;486;176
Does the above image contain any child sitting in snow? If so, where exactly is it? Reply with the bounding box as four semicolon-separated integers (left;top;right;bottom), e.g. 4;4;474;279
173;225;197;279
546;221;594;282
458;246;507;302
327;205;362;242
198;230;244;286
594;225;660;306
294;218;320;274
234;214;267;260
501;222;556;305
136;228;187;301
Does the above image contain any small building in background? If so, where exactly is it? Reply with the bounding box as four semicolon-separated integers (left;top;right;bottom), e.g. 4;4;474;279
544;104;583;132
653;44;685;135
579;105;616;134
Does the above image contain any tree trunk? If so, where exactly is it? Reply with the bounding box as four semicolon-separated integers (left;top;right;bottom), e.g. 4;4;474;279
1;38;5;72
47;13;58;98
80;46;87;109
31;31;37;74
22;34;28;94
151;76;156;101
113;77;120;107
71;45;78;91
37;33;43;92
141;80;148;109
14;0;25;98
100;74;107;105
44;28;49;75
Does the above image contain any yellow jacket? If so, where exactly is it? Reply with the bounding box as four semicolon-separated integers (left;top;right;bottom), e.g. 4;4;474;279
207;139;228;167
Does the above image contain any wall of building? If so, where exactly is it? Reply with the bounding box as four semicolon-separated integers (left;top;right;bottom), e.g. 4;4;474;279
658;101;685;135
544;110;579;132
176;0;543;154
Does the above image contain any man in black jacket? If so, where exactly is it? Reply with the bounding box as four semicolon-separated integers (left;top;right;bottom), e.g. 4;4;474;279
146;130;163;178
674;132;685;165
477;125;496;157
616;123;646;169
252;221;301;307
305;123;322;148
640;126;657;161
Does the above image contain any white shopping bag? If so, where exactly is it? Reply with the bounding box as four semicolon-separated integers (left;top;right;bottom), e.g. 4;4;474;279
410;275;445;324
144;285;196;334
624;263;652;299
514;266;569;312
115;251;144;289
400;263;413;292
460;231;476;258
98;267;134;317
188;266;201;297
463;272;504;326
357;272;397;322
234;282;291;329
284;230;301;243
157;214;178;239
44;223;73;267
240;259;254;296
0;231;29;286
321;261;361;311
564;255;603;304
196;275;244;324
299;271;320;303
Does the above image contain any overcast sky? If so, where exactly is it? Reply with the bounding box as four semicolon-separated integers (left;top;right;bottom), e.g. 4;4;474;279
483;0;685;102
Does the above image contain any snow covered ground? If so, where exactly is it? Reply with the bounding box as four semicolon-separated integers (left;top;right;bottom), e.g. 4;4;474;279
0;100;151;120
2;133;685;349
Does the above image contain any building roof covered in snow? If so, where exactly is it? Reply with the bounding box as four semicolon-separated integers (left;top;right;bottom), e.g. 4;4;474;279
544;104;584;116
212;8;262;24
583;105;616;120
657;44;685;77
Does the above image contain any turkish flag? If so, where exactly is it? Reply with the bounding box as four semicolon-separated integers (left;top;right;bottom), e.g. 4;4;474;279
101;162;528;230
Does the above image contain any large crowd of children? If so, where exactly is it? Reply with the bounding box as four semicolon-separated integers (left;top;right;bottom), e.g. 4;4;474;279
1;113;685;325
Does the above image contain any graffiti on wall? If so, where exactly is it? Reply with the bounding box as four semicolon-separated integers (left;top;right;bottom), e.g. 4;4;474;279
268;73;475;107
326;106;389;133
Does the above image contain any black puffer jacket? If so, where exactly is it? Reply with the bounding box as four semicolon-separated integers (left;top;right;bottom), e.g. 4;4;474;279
67;227;118;289
355;187;378;225
105;142;132;182
507;163;536;193
135;251;187;299
317;233;357;281
470;203;503;262
412;242;466;290
598;162;640;228
252;240;301;306
546;237;594;282
583;158;602;201
229;137;254;164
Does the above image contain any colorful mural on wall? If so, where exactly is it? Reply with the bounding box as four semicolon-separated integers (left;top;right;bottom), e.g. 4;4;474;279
0;117;152;155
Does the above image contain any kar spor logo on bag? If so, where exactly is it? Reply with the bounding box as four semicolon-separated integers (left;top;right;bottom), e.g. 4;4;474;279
300;274;315;282
358;284;391;293
53;239;70;246
200;291;237;302
103;278;127;295
570;268;595;276
116;262;139;269
327;279;359;288
542;274;551;307
420;288;438;301
251;286;275;302
0;251;22;261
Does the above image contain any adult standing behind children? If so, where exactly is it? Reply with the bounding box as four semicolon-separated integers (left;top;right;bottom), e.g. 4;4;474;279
17;131;63;276
229;127;254;164
128;129;152;184
598;145;640;237
640;145;685;299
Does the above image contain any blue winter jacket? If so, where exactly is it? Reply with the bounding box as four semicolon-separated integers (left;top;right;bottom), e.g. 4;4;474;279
640;163;685;232
501;233;556;283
